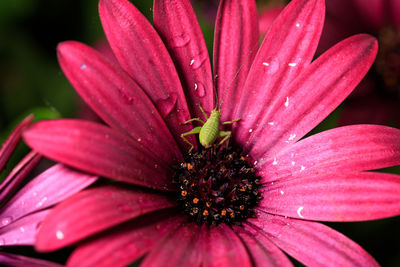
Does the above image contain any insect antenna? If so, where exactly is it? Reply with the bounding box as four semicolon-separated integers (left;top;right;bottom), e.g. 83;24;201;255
217;42;259;112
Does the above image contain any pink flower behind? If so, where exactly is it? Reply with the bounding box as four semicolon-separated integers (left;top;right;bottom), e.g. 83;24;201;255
319;0;400;126
0;116;97;266
23;0;400;266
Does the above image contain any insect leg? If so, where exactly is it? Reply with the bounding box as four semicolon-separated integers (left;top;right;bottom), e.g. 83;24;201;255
218;130;231;147
197;104;208;120
181;126;202;152
181;118;205;125
222;118;241;125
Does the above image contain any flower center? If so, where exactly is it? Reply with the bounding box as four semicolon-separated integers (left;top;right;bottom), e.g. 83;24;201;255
375;26;400;96
173;146;262;225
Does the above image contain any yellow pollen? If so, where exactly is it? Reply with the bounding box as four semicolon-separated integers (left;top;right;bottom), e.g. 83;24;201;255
221;210;227;216
239;205;245;210
193;198;199;204
181;190;187;197
230;212;235;218
203;210;209;216
206;202;211;208
187;163;193;170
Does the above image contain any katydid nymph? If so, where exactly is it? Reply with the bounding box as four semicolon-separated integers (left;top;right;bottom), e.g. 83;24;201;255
180;104;240;152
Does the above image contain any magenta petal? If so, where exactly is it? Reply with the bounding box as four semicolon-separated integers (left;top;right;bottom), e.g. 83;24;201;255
0;115;33;171
0;210;49;246
0;164;97;224
24;119;174;190
234;227;293;266
259;171;400;221
245;34;378;159
258;125;400;181
246;213;379;266
0;152;41;204
141;221;202;267
153;0;214;118
67;212;184;267
57;41;182;162
202;224;251;267
0;251;62;267
233;0;325;142
99;0;194;149
213;0;258;121
35;184;176;252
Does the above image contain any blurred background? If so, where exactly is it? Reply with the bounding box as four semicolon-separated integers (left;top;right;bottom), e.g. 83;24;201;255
0;0;398;265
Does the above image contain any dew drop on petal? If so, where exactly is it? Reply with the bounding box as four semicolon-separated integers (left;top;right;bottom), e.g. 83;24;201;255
268;122;274;126
297;206;304;218
171;32;191;48
189;51;207;69
248;129;253;133
300;166;306;172
263;60;279;74
118;87;135;105
35;197;48;208
280;190;284;195
288;134;296;141
118;204;132;212
272;158;278;165
284;97;289;107
296;23;300;28
291;161;295;166
156;93;178;118
288;62;297;67
194;82;206;98
20;227;25;233
56;230;64;240
1;217;12;226
80;64;87;70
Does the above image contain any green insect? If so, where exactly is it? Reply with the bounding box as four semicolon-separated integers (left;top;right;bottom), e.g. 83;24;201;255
181;104;240;152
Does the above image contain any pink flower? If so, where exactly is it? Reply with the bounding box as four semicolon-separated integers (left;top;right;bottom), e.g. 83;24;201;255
0;116;97;266
319;0;400;126
23;0;400;266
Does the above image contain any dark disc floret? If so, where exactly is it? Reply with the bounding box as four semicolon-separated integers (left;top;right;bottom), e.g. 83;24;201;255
173;146;263;225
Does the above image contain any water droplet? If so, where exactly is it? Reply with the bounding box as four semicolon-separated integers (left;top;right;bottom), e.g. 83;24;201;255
280;190;284;195
291;161;295;166
272;158;278;165
284;96;289;107
297;206;304;218
1;217;12;226
118;204;132;212
36;197;48;208
171;32;191;47
137;138;142;142
248;129;253;133
20;227;25;233
80;64;87;70
295;23;300;28
288;133;296;141
118;87;135;105
156;93;178;118
288;62;297;67
300;166;306;172
56;230;64;240
193;82;206;98
268;122;274;126
263;60;279;74
189;51;207;69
